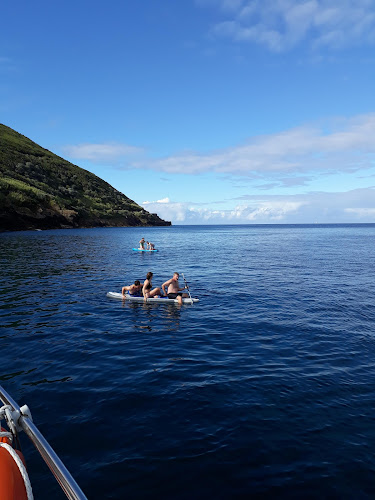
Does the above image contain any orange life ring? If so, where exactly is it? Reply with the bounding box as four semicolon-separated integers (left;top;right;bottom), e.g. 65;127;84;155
0;427;28;500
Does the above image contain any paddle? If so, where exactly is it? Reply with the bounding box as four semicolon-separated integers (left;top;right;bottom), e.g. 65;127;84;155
182;273;193;305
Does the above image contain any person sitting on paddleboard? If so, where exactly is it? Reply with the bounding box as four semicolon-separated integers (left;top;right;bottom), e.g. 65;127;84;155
139;237;145;250
162;272;189;305
143;272;161;301
146;241;155;250
122;280;143;297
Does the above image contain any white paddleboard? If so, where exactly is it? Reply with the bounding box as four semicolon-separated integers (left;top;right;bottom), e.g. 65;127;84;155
107;292;199;304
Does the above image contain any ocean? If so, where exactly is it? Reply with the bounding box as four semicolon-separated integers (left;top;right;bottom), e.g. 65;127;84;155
1;224;375;499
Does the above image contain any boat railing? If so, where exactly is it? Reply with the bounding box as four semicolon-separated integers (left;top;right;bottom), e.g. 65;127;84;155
0;384;87;500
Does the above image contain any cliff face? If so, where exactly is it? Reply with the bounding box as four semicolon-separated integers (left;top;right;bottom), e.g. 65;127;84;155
0;124;171;231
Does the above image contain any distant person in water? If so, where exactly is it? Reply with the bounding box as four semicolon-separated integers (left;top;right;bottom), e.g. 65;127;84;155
143;272;161;301
162;272;189;305
139;238;145;249
122;280;143;297
146;241;155;250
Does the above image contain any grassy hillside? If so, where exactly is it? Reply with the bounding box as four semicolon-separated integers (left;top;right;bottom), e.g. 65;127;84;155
0;124;171;231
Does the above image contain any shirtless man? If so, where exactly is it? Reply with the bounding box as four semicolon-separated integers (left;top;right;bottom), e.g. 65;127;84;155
162;272;189;305
122;280;143;297
139;237;145;249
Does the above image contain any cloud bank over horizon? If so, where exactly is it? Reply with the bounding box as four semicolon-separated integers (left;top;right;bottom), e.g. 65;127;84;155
142;187;375;225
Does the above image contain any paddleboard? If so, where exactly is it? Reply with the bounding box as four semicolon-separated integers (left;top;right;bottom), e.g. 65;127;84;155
107;292;199;304
132;248;158;252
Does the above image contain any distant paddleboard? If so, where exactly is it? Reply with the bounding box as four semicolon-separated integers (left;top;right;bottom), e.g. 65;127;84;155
132;248;158;252
107;292;199;304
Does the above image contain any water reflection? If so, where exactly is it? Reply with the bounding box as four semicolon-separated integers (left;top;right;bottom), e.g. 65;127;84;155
121;300;182;332
23;376;73;386
0;368;37;381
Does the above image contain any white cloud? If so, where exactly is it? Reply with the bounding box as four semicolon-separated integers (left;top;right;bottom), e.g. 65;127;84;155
61;113;375;191
60;113;375;198
143;197;170;204
143;187;375;224
345;207;375;217
229;200;305;221
133;113;375;178
62;143;143;163
200;0;375;52
142;199;193;222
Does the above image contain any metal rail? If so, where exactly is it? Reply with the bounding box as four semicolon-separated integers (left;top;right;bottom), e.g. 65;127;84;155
0;385;87;500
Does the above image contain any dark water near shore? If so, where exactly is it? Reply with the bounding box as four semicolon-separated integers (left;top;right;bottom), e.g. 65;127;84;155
1;224;375;499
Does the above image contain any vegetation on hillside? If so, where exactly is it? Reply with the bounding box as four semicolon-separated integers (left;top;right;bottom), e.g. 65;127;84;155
0;124;170;230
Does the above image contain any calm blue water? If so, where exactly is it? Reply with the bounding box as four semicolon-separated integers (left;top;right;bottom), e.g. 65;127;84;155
1;224;375;499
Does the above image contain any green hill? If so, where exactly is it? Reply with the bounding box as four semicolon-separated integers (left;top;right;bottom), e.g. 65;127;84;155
0;124;171;231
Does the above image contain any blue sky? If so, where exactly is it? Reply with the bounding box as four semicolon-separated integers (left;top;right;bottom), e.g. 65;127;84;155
2;0;375;224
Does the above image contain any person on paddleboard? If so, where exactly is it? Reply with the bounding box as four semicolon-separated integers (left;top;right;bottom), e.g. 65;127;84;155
143;272;161;301
146;241;155;250
122;280;143;297
139;237;145;249
162;272;189;305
